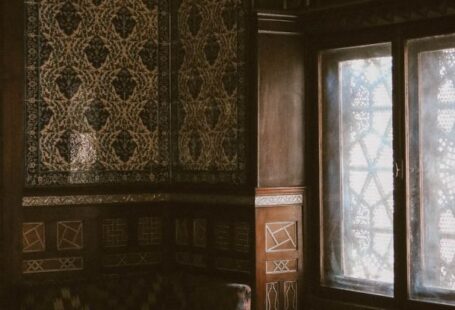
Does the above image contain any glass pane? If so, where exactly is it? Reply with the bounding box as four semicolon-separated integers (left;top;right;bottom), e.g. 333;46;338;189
409;33;455;305
320;43;394;296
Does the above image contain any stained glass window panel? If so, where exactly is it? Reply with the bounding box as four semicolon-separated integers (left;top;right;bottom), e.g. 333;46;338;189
409;34;455;305
320;43;394;296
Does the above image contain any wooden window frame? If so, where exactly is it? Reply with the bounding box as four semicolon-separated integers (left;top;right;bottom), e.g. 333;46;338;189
305;16;455;310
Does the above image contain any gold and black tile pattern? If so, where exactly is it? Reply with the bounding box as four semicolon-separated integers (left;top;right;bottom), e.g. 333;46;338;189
25;0;170;186
171;0;248;184
25;0;247;186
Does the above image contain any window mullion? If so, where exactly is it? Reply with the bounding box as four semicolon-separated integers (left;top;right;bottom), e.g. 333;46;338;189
392;33;408;308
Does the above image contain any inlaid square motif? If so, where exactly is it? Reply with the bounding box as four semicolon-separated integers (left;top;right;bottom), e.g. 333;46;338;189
234;221;250;253
57;221;83;250
175;218;190;246
102;218;128;248
266;222;297;252
193;218;207;248
138;217;161;246
23;222;45;253
214;222;231;250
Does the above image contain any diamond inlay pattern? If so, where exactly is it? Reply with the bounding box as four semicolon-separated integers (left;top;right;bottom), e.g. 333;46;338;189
266;282;279;310
284;281;297;310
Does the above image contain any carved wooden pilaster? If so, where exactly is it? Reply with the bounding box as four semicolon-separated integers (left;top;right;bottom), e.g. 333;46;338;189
255;187;305;310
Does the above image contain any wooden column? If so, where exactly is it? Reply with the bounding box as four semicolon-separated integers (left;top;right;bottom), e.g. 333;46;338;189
254;13;305;310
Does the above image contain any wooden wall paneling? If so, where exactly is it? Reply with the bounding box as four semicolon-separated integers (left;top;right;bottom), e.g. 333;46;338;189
2;0;24;308
21;206;96;278
257;13;305;188
254;0;308;11
20;203;167;281
98;205;164;272
315;0;380;8
255;188;304;310
171;202;255;285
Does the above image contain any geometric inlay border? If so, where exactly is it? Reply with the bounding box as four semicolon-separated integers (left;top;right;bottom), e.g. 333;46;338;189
22;193;168;207
103;252;161;268
266;259;298;274
22;193;253;207
255;194;303;207
23;257;84;274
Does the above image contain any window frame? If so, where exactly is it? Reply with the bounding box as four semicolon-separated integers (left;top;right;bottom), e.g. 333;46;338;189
305;16;455;310
319;42;394;296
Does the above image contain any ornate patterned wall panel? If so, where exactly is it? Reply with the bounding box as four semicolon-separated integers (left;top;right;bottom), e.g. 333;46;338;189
25;0;170;186
171;0;248;184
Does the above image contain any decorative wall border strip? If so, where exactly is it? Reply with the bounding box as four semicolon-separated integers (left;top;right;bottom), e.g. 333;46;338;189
22;193;254;207
23;192;304;207
255;194;303;207
22;194;168;207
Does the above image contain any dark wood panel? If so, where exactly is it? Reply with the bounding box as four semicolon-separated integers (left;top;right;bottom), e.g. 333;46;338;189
255;187;305;310
257;31;305;188
315;0;379;8
2;0;25;308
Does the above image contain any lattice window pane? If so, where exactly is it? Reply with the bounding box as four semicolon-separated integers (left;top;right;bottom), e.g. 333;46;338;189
320;43;394;296
409;34;455;306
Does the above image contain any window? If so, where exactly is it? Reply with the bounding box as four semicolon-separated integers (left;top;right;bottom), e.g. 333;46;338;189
409;33;455;305
320;43;394;296
318;32;455;306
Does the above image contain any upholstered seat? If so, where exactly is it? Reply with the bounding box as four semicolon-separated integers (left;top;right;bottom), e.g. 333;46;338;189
20;273;251;310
